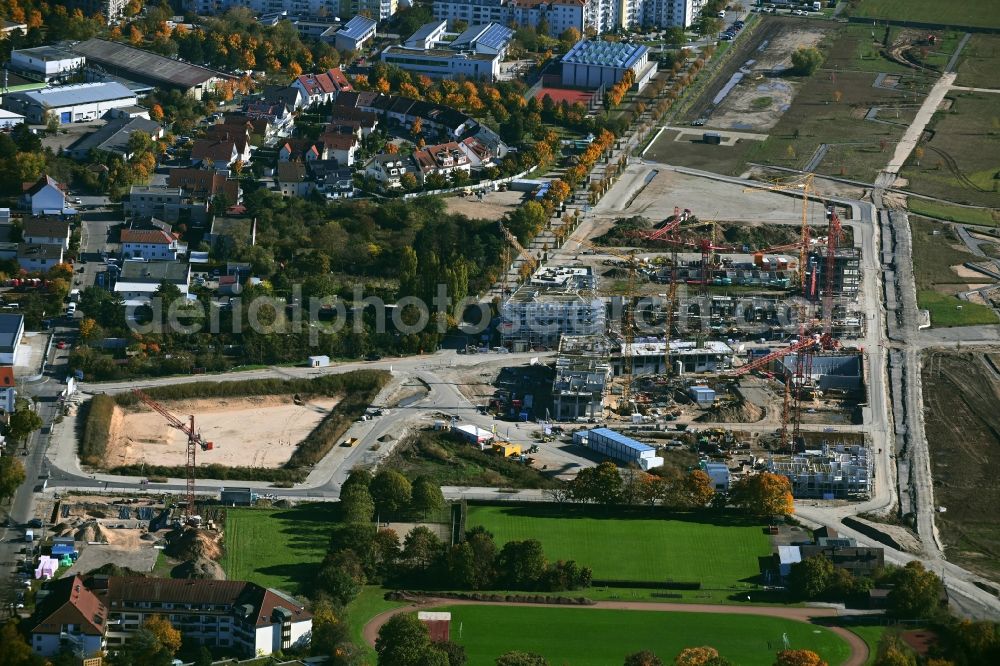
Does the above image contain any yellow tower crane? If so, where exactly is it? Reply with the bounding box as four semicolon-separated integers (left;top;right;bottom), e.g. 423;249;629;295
743;173;816;292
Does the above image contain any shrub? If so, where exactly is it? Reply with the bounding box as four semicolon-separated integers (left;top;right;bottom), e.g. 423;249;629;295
80;394;115;466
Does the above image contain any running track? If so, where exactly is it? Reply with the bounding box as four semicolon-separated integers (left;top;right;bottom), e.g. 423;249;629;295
362;597;869;666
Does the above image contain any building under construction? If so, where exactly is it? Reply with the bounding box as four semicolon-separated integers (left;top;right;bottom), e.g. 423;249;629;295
552;335;611;421
500;265;604;350
767;443;873;499
776;352;865;397
610;338;734;376
804;246;861;300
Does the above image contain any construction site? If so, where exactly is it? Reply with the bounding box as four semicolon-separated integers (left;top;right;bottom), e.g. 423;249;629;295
490;173;873;499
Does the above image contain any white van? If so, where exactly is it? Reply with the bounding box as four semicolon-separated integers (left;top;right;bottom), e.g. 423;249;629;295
66;303;77;316
717;10;726;18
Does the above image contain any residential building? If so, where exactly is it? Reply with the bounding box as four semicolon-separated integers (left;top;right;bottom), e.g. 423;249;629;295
62;0;129;23
610;339;734;376
459;136;496;168
22;218;71;250
365;154;416;189
766;444;874;499
327;107;379;137
561;39;657;91
278;138;321;162
120;228;184;261
17;243;64;272
241;102;294;136
308;161;355;198
167;169;242;208
510;0;589;36
3;82;138;125
203;125;254;162
292;68;353;108
29;575;107;658
30;574;312;658
412;141;471;181
114;260;190;307
381;46;502;82
0;366;16;413
68;39;226;99
352;0;398;21
799;542;885;579
66;117;163;161
573;427;664;470
9;46;85;83
501;266;604;349
334;16;377;52
642;0;694;28
0;109;25;129
22;175;69;216
276;162;310;197
0;314;24;365
1;19;27;37
320;132;360;166
191;138;241;169
125;185;197;224
433;0;507;27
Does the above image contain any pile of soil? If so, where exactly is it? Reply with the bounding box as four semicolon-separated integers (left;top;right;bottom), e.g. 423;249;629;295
75;521;108;543
172;558;227;580
165;527;223;561
696;398;765;423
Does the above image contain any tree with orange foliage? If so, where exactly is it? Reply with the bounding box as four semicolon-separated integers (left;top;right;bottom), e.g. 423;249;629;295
774;650;826;666
731;472;794;517
375;77;391;94
682;470;715;508
288;61;303;78
129;25;143;45
149;104;164;122
400;82;420;99
675;646;720;666
385;143;399;155
143;615;182;656
547;179;571;203
411;117;423;137
26;9;41;29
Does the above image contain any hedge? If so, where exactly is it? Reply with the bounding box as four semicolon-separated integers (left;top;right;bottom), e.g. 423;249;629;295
87;370;391;483
80;394;115;466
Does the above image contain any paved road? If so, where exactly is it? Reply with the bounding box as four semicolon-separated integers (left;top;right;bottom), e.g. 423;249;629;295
361;596;870;666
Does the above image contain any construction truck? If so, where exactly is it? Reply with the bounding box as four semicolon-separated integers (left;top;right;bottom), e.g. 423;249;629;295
341;437;359;447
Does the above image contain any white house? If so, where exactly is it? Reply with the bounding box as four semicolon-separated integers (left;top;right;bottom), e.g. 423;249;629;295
366;154;416;189
119;228;184;261
411;141;472;180
321;132;359;166
22;175;69;215
22;218;71;250
292;68;353;108
334;15;377;52
10;45;85;83
114;260;190;307
17;243;64;272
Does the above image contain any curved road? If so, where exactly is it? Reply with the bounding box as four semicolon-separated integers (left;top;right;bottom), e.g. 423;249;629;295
361;597;870;666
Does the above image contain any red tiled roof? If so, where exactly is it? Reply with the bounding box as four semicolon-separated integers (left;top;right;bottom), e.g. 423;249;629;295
0;366;14;386
296;68;353;96
191;139;237;163
320;132;358;151
121;228;173;245
31;575;107;637
23;174;67;196
167;168;240;202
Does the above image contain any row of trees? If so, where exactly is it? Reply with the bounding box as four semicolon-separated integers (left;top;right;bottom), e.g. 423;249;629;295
340;468;445;522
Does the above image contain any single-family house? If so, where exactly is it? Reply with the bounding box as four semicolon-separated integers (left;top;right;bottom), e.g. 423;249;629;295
167;168;242;209
17;242;64;272
113;259;190;307
120;228;185;261
328;107;379;136
28;575;108;658
0;365;16;413
22;175;69;215
276;162;310;198
366;154;416;189
320;132;359;166
22;218;71;250
309;161;355;199
412;141;471;180
292;68;353;108
278;138;321;162
459;136;495;168
190;138;240;169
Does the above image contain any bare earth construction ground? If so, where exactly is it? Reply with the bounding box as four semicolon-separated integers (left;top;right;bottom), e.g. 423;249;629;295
104;396;340;468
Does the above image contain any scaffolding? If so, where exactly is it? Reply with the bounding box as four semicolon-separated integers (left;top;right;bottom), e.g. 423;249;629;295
552;335;612;421
500;266;604;350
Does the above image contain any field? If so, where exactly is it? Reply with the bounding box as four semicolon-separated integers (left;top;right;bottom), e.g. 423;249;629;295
467;505;771;587
852;0;1000;29
957;34;1000;89
901;93;1000;207
104;396;340;468
908;198;998;227
219;504;339;596
741;24;934;182
922;350;1000;582
436;605;852;666
910;218;998;326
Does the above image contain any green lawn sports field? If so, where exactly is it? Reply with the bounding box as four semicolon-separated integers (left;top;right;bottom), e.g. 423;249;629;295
436;605;852;666
467;505;772;586
853;0;999;29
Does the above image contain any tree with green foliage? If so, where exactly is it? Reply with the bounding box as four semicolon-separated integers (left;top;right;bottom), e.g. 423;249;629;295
411;476;444;517
370;469;412;515
7;403;43;444
402;525;445;571
788;555;835;600
569;461;623;504
0;619;43;666
375;613;449;666
790;47;824;76
887;561;945;619
872;634;916;666
447;526;498;590
339;482;375;524
316;549;365;606
0;454;26;502
497;539;547;589
496;652;549;666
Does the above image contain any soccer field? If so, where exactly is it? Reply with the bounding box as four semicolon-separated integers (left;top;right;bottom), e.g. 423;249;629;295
219;504;339;595
853;0;998;29
436;605;852;666
467;505;772;586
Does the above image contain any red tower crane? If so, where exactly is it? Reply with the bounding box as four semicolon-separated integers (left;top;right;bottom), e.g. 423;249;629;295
133;389;212;517
822;206;844;336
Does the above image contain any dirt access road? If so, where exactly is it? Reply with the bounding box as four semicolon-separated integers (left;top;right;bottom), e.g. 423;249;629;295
362;596;870;666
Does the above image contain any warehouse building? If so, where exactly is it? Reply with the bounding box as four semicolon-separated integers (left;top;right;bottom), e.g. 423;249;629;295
3;82;137;124
560;39;656;91
381;46;502;82
9;45;85;83
573;427;663;470
69;39;226;99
